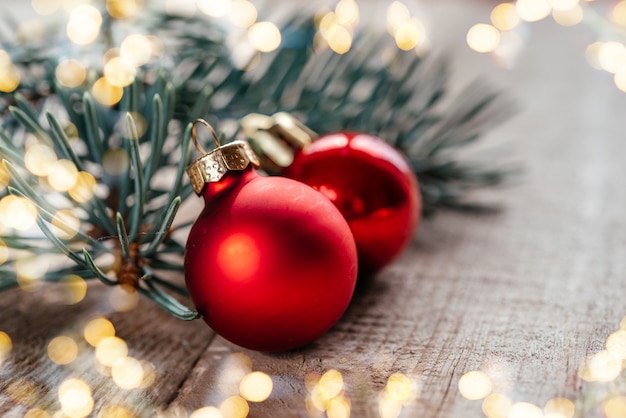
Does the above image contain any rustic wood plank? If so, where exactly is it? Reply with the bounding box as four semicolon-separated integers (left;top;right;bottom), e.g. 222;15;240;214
172;2;626;417
0;284;214;417
3;1;626;418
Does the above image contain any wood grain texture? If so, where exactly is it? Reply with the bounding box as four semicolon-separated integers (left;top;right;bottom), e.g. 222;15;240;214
0;285;215;417
3;0;626;417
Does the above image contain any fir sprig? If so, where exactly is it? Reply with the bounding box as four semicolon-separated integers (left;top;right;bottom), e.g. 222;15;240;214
149;14;516;213
0;5;515;318
0;75;200;319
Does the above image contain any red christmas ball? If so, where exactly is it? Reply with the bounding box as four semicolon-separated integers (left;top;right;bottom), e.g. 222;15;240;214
184;141;358;352
283;132;421;274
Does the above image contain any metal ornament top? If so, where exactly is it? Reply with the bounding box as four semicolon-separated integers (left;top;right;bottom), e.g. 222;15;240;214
187;119;260;195
240;112;318;173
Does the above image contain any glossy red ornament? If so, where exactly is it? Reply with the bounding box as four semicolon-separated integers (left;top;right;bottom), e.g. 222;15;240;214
184;129;358;352
283;132;421;274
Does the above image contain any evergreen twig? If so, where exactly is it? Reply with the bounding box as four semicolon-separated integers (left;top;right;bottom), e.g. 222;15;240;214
0;5;516;320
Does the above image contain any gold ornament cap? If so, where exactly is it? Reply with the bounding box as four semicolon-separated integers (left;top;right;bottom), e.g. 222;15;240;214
241;112;318;173
187;119;260;195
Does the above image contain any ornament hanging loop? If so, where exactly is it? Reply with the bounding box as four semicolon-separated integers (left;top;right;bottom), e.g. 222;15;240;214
186;119;261;195
192;119;221;155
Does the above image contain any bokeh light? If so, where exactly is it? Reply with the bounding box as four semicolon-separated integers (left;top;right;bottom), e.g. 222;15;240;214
66;4;102;45
103;148;131;176
0;195;38;231
16;255;49;291
580;350;622;382
92;77;124;106
120;112;148;139
544;397;575;418
47;159;79;192
104;56;137;87
552;5;584;26
139;359;157;388
385;373;417;404
549;0;580;11
25;143;57;177
614;68;626;92
32;0;61;15
319;369;344;399
218;352;253;396
228;0;257;28
0;164;9;189
612;0;626;26
394;19;426;51
109;285;139;312
240;371;273;402
0;331;12;366
24;408;52;418
585;41;603;70
219;395;249;418
326;24;353;54
490;3;521;30
84;317;116;346
0;239;9;266
319;12;338;38
606;329;626;359
335;0;359;27
248;22;282;53
482;393;512;418
106;0;143;19
378;373;418;418
112;356;145;389
327;394;351;418
58;378;94;418
95;336;128;367
99;405;135;418
57;274;88;304
120;34;152;67
458;370;493;400
310;384;331;412
55;59;87;88
379;394;403;418
51;209;81;240
69;171;97;203
516;0;552;22
466;24;501;53
0;50;20;93
599;41;626;73
198;0;232;17
48;335;79;365
190;406;223;418
387;1;411;34
306;369;351;415
508;402;543;418
603;396;626;418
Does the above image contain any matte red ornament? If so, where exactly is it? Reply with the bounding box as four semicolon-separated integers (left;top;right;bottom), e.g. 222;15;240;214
283;132;421;274
184;121;358;352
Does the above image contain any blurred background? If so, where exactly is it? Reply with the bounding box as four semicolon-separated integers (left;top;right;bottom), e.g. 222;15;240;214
3;1;626;417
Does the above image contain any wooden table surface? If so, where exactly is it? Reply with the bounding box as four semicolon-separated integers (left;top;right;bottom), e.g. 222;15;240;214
2;1;626;417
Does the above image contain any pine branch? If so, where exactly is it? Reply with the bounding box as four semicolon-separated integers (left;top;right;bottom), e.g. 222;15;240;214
0;80;193;318
0;5;516;319
164;17;516;213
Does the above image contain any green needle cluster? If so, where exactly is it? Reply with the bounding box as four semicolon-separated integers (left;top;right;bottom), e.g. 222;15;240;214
0;6;515;318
